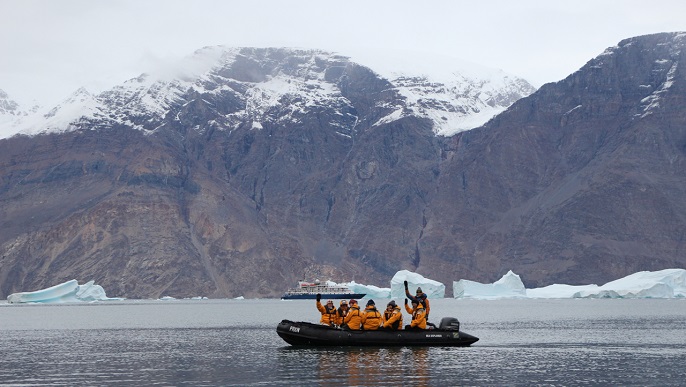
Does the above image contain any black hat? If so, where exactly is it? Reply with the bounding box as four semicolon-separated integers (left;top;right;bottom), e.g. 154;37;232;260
387;300;397;307
366;299;375;306
411;299;419;305
416;287;423;294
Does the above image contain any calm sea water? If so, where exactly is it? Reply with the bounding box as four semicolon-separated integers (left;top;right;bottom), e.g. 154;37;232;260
1;298;685;386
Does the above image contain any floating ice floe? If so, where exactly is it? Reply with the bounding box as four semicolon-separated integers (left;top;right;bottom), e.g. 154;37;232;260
390;270;445;299
337;271;447;300
341;280;391;300
530;269;686;299
453;270;526;299
7;279;123;304
455;269;686;299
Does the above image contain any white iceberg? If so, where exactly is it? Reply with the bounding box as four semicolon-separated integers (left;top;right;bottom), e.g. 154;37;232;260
453;270;527;299
572;269;685;299
455;268;686;299
390;270;445;299
343;281;391;300
326;270;445;300
524;283;600;299
7;279;122;304
335;271;445;301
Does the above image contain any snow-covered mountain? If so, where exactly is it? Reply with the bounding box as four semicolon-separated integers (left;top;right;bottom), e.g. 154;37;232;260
0;47;536;140
0;89;21;115
0;89;42;138
0;89;26;129
2;33;686;299
348;50;537;135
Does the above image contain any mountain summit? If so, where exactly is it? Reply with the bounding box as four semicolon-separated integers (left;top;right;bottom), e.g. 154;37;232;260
2;47;535;140
1;34;685;298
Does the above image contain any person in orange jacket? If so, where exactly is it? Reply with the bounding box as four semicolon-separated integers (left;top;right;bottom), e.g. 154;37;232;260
315;294;337;326
404;298;427;330
361;299;382;330
404;281;430;320
343;299;362;330
381;300;403;330
335;299;349;326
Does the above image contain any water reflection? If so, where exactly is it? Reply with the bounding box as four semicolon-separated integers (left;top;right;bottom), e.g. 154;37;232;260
314;347;430;386
2;300;684;385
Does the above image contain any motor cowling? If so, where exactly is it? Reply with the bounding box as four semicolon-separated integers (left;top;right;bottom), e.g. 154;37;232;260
438;317;460;331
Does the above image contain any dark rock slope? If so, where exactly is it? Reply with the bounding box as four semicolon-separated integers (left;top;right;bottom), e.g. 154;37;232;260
430;32;686;286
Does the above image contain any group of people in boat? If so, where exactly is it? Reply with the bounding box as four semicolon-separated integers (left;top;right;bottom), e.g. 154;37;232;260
315;281;433;330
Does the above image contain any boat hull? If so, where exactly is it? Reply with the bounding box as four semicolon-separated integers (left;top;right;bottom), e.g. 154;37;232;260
281;293;366;300
276;319;479;347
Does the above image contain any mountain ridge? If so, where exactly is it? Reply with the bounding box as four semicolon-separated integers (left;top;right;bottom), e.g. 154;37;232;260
1;33;685;298
1;46;536;140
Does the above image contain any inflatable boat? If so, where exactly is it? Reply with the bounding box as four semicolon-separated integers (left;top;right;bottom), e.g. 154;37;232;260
276;317;479;347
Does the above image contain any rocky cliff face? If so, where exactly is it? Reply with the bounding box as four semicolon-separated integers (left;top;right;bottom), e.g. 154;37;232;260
2;34;685;298
429;32;686;286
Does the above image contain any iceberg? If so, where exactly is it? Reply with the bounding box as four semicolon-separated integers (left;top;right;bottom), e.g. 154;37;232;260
453;270;526;299
524;283;600;299
7;279;122;304
332;270;448;301
390;270;445;299
455;269;686;299
571;269;686;299
340;281;391;300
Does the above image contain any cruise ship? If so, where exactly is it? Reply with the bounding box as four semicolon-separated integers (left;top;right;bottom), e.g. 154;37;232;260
281;279;366;300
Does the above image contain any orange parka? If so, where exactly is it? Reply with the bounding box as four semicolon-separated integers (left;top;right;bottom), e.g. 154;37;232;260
382;306;403;330
361;305;382;330
316;300;337;326
405;302;426;329
335;305;348;326
343;305;362;330
405;289;430;319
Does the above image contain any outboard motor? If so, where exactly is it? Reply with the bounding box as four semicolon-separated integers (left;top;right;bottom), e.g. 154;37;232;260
439;317;460;331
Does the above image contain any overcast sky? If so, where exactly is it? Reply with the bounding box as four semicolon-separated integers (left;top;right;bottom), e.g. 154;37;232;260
2;0;686;107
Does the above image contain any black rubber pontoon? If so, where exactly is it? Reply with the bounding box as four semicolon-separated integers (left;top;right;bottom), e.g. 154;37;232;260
276;317;479;347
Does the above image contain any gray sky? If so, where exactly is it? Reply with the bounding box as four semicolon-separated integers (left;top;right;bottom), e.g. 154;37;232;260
2;0;686;107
